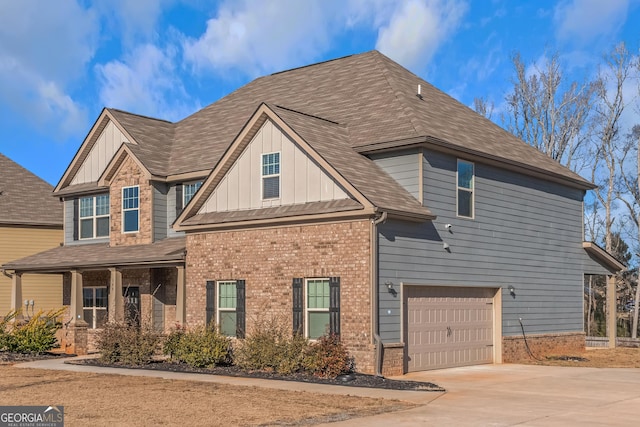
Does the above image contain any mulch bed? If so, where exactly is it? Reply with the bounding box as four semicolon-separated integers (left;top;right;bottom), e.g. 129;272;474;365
0;351;73;364
68;358;444;392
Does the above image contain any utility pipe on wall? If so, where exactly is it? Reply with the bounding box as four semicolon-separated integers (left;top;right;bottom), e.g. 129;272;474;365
371;211;387;378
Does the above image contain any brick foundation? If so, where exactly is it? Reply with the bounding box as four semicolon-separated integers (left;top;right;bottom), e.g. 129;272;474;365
502;332;586;363
186;220;375;373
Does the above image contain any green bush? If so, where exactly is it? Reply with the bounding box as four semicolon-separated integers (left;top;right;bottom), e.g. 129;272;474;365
303;334;353;378
0;309;63;354
234;317;308;375
97;322;160;365
164;325;232;368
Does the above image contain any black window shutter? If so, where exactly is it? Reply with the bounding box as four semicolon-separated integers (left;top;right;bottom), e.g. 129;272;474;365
292;278;303;335
72;198;79;241
329;277;341;337
236;280;246;338
175;184;183;217
205;280;215;326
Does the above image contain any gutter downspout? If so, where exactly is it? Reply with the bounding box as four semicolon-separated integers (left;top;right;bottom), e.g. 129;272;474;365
371;211;387;378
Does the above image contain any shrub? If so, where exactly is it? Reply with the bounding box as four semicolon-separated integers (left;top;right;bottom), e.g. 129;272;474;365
0;309;63;354
97;322;160;365
164;324;232;368
234;317;308;375
303;334;353;378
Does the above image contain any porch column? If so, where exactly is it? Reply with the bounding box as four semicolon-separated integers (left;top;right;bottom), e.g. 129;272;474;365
607;274;617;348
176;265;186;325
69;270;85;324
108;268;124;323
10;272;23;320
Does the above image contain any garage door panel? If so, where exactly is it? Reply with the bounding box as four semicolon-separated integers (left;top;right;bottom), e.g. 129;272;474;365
406;286;495;372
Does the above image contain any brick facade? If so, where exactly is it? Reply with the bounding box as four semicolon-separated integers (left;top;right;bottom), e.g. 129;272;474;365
185;220;376;373
502;332;586;363
109;156;152;246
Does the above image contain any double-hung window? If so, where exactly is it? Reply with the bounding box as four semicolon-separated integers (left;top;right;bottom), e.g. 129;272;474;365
262;152;280;199
79;194;110;239
122;186;139;232
306;279;330;339
457;160;474;218
292;277;340;340
218;281;237;337
83;287;108;329
183;181;203;206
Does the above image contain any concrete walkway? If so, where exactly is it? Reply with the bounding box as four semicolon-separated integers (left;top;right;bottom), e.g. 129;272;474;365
16;359;640;426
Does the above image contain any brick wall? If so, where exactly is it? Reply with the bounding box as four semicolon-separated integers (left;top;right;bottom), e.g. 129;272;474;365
502;332;586;363
185;220;376;373
109;156;152;246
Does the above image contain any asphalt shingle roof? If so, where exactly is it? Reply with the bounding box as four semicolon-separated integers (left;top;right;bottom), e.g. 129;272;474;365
0;153;62;227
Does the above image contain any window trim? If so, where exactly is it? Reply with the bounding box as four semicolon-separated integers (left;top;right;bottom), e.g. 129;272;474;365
304;278;330;340
216;280;237;337
261;151;281;200
122;185;140;233
456;159;475;219
83;286;108;329
79;194;110;240
183;181;203;207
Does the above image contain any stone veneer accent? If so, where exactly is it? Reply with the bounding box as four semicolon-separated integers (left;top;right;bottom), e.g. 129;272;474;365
109;156;152;246
185;220;376;373
502;332;586;363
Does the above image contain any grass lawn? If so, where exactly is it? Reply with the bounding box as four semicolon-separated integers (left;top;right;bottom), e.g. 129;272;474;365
523;347;640;368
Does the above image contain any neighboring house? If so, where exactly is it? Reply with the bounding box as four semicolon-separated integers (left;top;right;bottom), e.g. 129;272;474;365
0;154;63;316
2;51;623;373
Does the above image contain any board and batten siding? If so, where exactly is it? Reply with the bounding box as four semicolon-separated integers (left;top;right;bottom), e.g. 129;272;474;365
0;226;64;313
199;120;348;214
376;149;586;342
71;121;129;185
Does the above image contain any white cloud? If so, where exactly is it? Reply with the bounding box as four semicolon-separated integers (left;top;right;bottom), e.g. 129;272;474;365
554;0;629;45
183;0;335;77
0;0;97;138
94;0;178;44
96;44;196;121
375;0;468;72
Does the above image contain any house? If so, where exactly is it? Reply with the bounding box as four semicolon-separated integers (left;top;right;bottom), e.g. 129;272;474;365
2;51;623;373
0;154;63;316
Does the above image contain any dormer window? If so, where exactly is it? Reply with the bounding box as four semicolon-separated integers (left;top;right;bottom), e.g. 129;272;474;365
79;194;110;239
262;152;280;199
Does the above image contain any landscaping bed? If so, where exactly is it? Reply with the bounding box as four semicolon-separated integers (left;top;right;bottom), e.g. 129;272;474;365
0;351;71;365
69;358;444;392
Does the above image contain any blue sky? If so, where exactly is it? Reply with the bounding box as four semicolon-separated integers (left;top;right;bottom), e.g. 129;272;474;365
1;0;638;185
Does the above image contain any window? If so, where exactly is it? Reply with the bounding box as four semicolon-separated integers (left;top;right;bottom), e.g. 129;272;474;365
306;279;330;339
293;277;340;339
183;181;203;206
205;280;245;338
83;287;108;329
218;281;237;337
79;194;110;239
122;186;139;232
261;152;280;199
457;160;474;218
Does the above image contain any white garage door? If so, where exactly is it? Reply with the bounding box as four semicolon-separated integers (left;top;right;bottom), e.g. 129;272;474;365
406;286;495;372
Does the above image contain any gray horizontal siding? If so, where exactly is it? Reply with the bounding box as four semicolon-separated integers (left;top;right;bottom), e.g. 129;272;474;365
370;149;420;199
378;149;586;342
153;183;168;242
63;198;109;246
167;184;184;238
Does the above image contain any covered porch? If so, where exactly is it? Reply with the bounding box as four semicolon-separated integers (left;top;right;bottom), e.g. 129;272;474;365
2;238;186;355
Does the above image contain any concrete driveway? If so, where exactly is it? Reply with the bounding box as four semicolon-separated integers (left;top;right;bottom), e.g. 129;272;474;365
329;364;640;426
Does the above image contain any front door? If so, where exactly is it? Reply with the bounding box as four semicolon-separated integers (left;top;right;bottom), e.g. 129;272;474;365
123;287;141;327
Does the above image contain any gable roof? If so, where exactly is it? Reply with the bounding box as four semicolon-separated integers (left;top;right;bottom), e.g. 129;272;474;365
0;154;62;227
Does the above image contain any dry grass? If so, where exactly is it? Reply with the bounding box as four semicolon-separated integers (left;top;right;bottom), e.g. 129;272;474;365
0;365;413;426
524;347;640;368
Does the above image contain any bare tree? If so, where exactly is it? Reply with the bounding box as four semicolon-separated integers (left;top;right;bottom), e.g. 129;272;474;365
473;97;494;120
618;124;640;337
504;52;596;170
